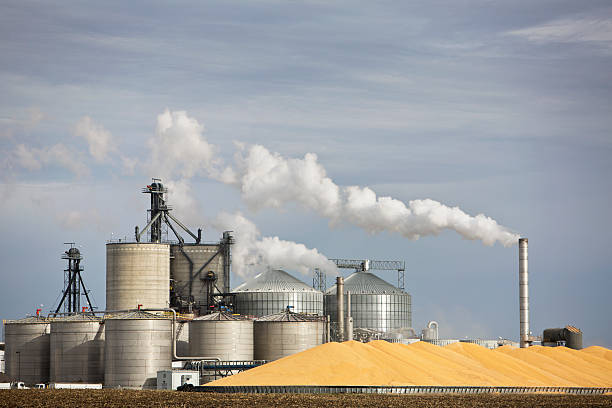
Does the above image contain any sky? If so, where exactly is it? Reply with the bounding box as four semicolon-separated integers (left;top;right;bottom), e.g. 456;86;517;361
1;1;611;347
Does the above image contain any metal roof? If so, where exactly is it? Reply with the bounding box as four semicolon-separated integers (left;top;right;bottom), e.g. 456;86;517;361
3;316;49;324
325;271;406;295
50;314;101;322
233;269;321;293
256;310;326;322
103;310;171;320
193;311;251;321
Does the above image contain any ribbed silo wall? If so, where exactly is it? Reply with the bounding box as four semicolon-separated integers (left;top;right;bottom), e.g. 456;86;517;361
106;243;170;310
170;244;225;314
234;291;323;318
50;319;105;383
104;317;172;389
253;321;324;361
324;292;411;332
189;320;254;361
4;320;50;384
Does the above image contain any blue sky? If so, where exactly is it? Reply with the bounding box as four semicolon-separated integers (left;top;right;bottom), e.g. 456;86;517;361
1;1;611;347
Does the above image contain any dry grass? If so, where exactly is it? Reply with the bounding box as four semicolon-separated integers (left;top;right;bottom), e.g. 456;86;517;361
0;390;610;408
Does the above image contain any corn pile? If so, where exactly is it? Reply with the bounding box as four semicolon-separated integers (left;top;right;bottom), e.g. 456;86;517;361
210;340;612;387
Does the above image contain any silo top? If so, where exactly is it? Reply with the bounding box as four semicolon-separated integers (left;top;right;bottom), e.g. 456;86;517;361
325;271;406;295
103;310;171;320
233;269;321;293
50;314;101;323
256;311;326;322
193;311;251;321
4;316;49;324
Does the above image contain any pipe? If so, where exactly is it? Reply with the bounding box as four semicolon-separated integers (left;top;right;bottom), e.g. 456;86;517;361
519;238;530;348
428;321;439;340
336;277;344;342
345;291;353;341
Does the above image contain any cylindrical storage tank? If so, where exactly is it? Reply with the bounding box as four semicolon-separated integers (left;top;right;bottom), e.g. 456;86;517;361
325;271;411;333
50;314;104;383
189;312;253;361
564;326;583;350
254;311;326;361
542;326;583;350
4;317;50;384
104;311;172;389
170;244;227;314
233;269;323;317
106;243;170;310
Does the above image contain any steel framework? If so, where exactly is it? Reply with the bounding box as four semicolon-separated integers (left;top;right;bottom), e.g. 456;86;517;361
329;258;406;291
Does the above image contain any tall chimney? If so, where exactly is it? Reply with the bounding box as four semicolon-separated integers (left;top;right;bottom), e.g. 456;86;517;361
336;276;344;342
519;238;530;348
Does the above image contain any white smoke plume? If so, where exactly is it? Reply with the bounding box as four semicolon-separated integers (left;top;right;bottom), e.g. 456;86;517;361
213;212;338;278
148;109;220;180
73;116;116;163
227;144;520;247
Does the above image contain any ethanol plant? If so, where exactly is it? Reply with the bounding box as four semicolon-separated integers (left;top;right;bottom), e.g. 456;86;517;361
1;179;597;393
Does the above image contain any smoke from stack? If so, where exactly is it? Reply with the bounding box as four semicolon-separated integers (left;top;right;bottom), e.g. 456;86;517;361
224;144;520;247
145;110;519;248
213;211;338;278
138;109;520;277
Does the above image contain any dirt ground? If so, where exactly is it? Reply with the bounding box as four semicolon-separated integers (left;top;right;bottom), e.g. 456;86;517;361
0;390;611;408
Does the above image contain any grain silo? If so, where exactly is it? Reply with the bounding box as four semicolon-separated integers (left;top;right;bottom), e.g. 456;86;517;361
50;314;104;383
233;269;323;317
170;237;231;314
104;311;172;389
3;317;50;384
254;310;326;361
325;271;411;333
189;312;254;361
106;242;170;310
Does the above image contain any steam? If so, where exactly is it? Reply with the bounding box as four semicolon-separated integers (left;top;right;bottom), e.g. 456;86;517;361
227;144;519;247
148;109;219;179
213;212;338;278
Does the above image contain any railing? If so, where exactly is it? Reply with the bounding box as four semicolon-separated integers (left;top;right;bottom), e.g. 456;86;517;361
182;385;612;395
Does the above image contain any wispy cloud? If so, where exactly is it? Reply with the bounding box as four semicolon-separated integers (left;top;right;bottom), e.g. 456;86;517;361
507;18;612;51
73;116;116;163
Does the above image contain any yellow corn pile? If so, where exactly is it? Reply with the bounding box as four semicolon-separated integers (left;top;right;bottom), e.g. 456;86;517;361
210;340;612;387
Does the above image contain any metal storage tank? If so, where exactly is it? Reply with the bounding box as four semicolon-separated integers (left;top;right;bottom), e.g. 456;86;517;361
233;269;323;317
106;243;170;310
170;244;227;314
104;311;172;389
325;271;411;333
50;314;104;383
189;312;253;361
254;310;326;361
4;317;50;384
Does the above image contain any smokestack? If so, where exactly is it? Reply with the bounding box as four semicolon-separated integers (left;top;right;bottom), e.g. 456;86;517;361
337;276;344;342
519;238;530;348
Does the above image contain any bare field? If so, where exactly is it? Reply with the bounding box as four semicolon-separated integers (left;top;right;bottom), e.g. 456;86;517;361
0;390;611;408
